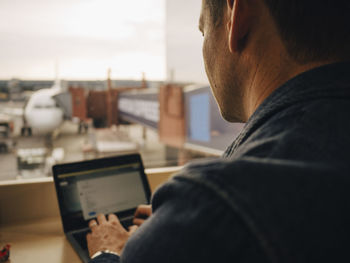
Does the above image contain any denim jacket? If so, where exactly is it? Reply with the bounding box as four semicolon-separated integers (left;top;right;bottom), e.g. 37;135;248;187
91;62;350;263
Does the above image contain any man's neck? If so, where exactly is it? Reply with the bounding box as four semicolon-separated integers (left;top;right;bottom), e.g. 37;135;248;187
242;58;335;120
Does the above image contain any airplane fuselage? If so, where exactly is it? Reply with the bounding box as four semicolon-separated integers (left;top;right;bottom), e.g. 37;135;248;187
24;87;64;134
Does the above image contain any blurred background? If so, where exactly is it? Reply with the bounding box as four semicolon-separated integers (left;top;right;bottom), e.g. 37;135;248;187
0;0;244;181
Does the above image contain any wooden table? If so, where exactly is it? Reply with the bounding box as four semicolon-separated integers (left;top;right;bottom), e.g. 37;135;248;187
0;217;81;263
0;167;181;262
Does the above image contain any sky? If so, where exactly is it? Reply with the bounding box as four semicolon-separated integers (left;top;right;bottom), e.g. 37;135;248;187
166;0;207;84
0;0;165;80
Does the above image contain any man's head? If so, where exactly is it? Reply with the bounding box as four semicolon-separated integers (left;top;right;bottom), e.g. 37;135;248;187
200;0;350;122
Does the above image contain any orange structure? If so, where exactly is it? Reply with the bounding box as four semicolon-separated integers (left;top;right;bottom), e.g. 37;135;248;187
159;84;186;148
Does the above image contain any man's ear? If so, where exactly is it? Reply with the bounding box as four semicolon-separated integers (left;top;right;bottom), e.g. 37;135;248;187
227;0;253;53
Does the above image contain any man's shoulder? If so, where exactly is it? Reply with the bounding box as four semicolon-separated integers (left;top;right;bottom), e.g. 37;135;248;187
153;156;343;214
152;157;350;262
154;156;350;227
171;156;337;185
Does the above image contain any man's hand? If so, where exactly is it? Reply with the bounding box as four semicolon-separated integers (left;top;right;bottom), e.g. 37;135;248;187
133;204;152;226
87;214;132;257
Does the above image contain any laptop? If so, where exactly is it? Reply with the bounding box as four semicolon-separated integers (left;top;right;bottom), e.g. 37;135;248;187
52;154;151;263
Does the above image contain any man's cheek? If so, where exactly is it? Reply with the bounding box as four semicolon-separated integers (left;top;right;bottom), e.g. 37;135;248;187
202;39;213;79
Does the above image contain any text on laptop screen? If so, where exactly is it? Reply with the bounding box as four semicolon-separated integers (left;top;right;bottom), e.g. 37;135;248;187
57;163;148;220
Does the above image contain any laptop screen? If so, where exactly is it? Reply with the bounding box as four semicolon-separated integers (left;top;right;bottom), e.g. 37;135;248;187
53;154;151;233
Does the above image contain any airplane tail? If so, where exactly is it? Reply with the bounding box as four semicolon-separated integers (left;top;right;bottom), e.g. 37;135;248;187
52;59;62;91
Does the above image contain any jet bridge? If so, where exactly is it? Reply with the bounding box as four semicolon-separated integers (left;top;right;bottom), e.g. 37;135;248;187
117;85;244;155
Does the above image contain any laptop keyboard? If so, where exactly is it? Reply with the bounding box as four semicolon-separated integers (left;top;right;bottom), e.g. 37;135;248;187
73;230;89;250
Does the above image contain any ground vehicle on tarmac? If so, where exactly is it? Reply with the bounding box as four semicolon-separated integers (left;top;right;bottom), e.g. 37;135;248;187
0;114;15;153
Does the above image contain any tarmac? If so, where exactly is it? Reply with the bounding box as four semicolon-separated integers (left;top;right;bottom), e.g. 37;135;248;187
0;101;176;182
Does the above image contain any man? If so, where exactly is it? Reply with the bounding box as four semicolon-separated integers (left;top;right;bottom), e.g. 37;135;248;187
88;0;350;262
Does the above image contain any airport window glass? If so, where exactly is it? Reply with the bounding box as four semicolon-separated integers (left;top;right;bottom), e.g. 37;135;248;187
0;0;244;182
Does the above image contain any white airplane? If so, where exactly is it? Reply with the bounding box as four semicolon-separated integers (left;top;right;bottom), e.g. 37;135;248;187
21;80;65;136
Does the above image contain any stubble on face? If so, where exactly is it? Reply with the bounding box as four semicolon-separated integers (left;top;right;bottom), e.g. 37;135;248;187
199;1;246;123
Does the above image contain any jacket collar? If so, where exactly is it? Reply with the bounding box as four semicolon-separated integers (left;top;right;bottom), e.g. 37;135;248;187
224;61;350;157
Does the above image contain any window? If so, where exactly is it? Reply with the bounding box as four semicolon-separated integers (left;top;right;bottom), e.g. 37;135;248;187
0;0;243;182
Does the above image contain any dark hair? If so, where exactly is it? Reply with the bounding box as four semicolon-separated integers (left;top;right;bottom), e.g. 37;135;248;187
205;0;350;63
